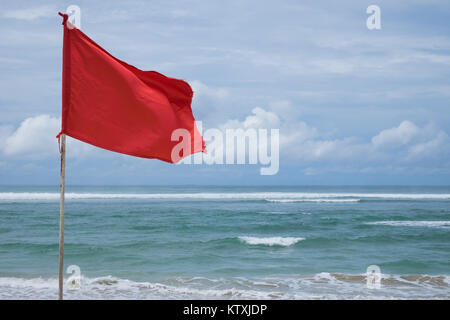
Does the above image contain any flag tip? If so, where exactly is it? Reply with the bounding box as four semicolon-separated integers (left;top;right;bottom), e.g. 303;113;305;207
58;12;68;25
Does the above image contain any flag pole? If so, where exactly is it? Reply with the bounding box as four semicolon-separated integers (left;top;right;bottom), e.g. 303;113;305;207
58;133;66;300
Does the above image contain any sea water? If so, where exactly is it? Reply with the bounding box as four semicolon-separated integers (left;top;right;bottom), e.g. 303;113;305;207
0;185;448;299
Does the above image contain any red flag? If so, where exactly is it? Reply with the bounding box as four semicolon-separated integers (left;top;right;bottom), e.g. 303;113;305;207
57;13;205;163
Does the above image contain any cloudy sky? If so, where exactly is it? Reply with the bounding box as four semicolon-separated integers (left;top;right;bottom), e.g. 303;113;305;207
1;0;449;185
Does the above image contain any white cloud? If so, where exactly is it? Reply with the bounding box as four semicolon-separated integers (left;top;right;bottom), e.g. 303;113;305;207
225;107;450;166
407;131;450;161
372;120;420;148
1;111;449;174
3;115;60;157
3;6;54;21
215;106;355;163
1;115;106;160
291;138;363;162
370;120;450;162
223;107;280;130
190;80;229;101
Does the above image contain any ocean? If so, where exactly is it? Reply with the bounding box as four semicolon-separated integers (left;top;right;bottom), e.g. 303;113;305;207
0;185;449;299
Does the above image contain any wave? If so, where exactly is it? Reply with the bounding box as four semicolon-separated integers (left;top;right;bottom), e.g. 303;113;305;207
0;192;449;201
367;221;450;228
265;199;360;203
0;273;448;299
238;236;305;246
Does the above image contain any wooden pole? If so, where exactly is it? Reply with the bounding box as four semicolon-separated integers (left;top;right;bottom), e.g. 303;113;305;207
58;134;66;300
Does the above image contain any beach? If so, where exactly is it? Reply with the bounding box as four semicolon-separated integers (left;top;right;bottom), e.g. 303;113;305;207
0;185;449;299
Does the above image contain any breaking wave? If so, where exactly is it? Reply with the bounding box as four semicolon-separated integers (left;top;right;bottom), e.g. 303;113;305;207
367;221;450;228
265;199;360;203
0;273;448;299
238;236;305;246
0;192;449;201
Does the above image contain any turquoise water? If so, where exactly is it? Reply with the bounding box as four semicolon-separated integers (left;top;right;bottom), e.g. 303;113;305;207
0;186;449;299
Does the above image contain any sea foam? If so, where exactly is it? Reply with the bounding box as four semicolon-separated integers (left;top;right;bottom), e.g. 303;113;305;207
265;199;360;203
0;273;448;300
367;221;450;228
238;236;305;246
0;192;449;201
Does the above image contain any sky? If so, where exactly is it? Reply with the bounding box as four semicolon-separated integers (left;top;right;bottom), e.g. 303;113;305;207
0;0;450;185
